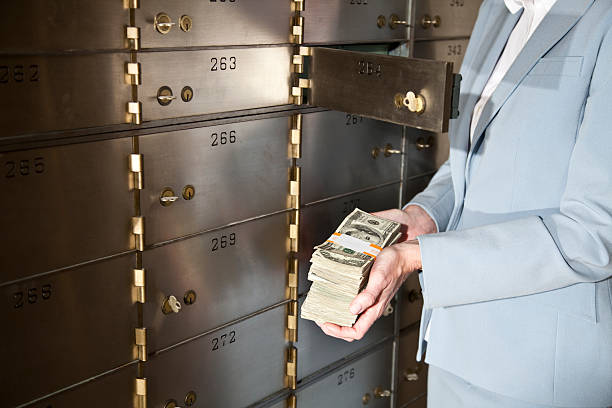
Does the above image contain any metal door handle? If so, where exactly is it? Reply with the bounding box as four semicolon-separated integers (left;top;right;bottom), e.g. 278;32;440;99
157;95;177;103
403;369;420;382
416;136;434;150
162;295;182;314
155;13;175;34
421;14;442;29
374;387;391;398
384;144;402;156
389;14;411;29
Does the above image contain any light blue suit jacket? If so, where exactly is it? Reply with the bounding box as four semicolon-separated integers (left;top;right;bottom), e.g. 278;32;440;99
408;0;612;406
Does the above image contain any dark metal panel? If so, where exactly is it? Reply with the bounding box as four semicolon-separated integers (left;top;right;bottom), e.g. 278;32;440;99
299;183;400;294
145;305;288;408
398;326;428;406
296;297;394;380
399;272;424;330
0;255;138;408
0;138;134;284
143;213;290;352
139;117;291;245
403;395;427;408
137;0;292;48
22;364;138;408
296;343;393;407
401;175;432;211
413;38;470;74
414;0;482;40
404;130;444;177
139;47;292;122
307;48;454;133
0;2;128;53
299;111;402;205
0;53;132;139
303;0;409;45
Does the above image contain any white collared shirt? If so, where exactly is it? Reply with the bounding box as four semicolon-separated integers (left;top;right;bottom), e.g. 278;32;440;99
469;0;558;142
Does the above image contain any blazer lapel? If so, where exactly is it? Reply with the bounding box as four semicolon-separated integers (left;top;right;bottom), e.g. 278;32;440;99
468;0;595;160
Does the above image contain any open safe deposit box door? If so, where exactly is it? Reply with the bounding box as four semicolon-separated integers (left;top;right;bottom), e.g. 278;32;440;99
292;47;460;133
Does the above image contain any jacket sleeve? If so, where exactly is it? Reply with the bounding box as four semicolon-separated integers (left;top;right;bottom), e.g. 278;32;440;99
404;159;455;233
418;26;612;309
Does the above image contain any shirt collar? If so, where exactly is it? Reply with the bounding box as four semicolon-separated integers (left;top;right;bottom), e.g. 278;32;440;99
504;0;524;14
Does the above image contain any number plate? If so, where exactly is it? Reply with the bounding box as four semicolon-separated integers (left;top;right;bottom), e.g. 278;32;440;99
21;364;138;408
139;47;292;122
0;2;128;53
297;297;394;380
415;0;482;39
145;304;287;408
0;53;131;139
303;0;409;44
306;48;455;133
298;183;400;294
0;255;137;408
137;0;292;48
296;342;393;407
397;326;428;406
143;213;289;352
0;138;133;284
299;111;403;204
140;116;291;246
414;38;470;74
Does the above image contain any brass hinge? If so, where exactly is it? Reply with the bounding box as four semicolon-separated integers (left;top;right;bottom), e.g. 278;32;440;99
289;114;302;159
286;346;297;390
128;0;140;8
288;256;298;301
127;101;142;125
135;327;147;361
134;268;146;303
135;377;147;408
292;78;311;106
292;0;304;12
132;216;145;251
289;166;301;210
287;300;298;342
129;153;144;190
287;394;297;408
289;210;299;253
126;26;141;51
126;62;141;85
291;16;304;45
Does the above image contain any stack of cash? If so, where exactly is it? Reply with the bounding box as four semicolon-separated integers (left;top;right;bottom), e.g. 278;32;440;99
300;209;401;327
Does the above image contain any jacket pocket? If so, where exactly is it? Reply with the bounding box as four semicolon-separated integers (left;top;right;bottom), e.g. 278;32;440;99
529;56;583;77
527;282;596;323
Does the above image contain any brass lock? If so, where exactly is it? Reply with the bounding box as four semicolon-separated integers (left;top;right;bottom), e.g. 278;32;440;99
183;290;197;305
181;86;194;103
162;295;182;315
416;136;434;150
164;400;179;408
157;86;176;106
182;184;195;200
383;144;402;157
421;14;442;29
389;14;410;29
155;12;175;34
362;393;371;405
376;15;387;28
160;187;179;207
403;362;425;382
184;390;197;406
383;303;394;317
374;387;391;399
403;91;426;114
407;289;422;303
179;15;193;32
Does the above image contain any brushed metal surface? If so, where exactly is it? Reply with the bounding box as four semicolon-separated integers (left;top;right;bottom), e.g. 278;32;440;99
139;47;292;122
0;255;137;408
399;272;424;329
23;364;138;408
414;38;470;74
308;48;454;133
300;111;402;205
296;343;393;408
403;395;427;408
0;138;133;284
299;183;401;294
398;326;428;406
1;2;128;53
414;0;482;40
140;117;291;245
402;174;433;210
137;0;292;48
145;304;288;408
143;213;289;352
404;130;444;177
297;297;394;380
0;53;132;139
303;0;409;45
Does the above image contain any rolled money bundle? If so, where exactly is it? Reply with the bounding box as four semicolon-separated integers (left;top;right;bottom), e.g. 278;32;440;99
301;208;401;327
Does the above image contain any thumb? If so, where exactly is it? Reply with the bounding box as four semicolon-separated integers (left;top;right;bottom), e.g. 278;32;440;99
349;289;378;315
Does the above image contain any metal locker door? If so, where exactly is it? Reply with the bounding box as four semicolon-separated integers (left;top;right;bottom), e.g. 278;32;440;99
142;212;290;352
139;116;291;246
299;183;401;294
414;0;483;40
296;296;394;380
0;254;137;408
302;0;409;45
413;38;470;73
145;304;289;408
0;138;134;284
136;0;293;48
0;53;133;138
296;342;393;408
398;325;428;407
299;111;403;205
